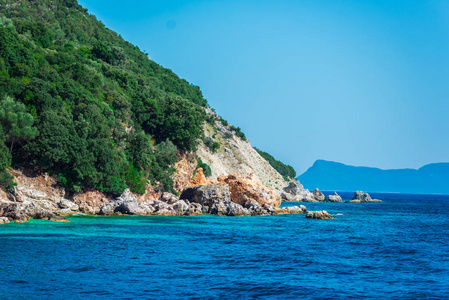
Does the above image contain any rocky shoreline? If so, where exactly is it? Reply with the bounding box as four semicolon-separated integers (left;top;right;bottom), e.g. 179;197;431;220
280;180;383;204
0;169;383;225
0;169;311;224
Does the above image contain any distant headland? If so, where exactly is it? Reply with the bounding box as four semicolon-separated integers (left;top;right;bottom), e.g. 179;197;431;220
298;160;449;195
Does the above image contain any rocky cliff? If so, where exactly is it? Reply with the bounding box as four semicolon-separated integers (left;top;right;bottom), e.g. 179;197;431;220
195;108;289;190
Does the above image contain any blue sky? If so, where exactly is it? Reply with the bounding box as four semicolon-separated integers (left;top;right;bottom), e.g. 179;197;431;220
79;0;449;174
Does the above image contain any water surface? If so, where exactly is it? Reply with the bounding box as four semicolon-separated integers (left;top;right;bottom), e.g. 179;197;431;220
1;192;448;299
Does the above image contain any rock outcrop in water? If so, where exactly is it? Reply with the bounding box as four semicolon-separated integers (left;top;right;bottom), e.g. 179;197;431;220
306;211;335;220
280;180;344;203
280;180;317;202
324;192;343;203
346;191;383;203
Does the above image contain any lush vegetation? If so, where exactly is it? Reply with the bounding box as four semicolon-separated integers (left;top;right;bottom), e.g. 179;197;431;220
254;148;296;179
0;0;208;194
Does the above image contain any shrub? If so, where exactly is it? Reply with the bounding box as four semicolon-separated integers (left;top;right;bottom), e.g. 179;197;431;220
197;157;212;177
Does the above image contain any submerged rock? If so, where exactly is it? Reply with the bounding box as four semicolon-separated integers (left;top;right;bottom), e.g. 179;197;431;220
346;191;383;203
306;211;334;220
324;192;343;203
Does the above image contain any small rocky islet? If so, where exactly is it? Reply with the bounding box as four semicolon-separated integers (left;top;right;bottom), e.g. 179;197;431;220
0;168;381;224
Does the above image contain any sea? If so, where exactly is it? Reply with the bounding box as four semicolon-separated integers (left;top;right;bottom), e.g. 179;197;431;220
1;192;448;299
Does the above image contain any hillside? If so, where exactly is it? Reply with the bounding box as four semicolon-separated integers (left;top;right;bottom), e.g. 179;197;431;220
0;0;290;196
298;160;449;194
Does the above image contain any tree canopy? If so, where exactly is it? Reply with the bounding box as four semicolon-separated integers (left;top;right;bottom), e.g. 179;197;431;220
0;0;208;193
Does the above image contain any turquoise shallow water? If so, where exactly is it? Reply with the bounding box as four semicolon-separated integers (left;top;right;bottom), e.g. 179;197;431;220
1;192;448;299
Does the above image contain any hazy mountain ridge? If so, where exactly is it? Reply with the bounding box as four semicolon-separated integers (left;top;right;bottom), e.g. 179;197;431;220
298;160;449;194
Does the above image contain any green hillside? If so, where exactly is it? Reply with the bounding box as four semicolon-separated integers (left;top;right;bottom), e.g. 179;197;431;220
0;0;208;194
254;148;296;179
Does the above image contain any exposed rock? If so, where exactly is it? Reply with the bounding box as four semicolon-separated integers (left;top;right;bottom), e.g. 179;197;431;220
276;205;307;214
209;199;250;216
155;208;176;216
58;199;79;211
191;168;208;185
243;200;267;216
73;190;110;215
172;200;189;214
280;180;317;202
312;188;325;201
0;217;10;224
160;192;179;204
283;180;304;195
218;173;281;207
196;109;289;190
185;203;203;216
324;192;343;203
346;191;383;203
262;204;278;215
180;184;231;207
306;211;335;220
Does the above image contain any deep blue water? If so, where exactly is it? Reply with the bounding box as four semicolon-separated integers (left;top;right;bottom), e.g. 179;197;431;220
1;192;448;299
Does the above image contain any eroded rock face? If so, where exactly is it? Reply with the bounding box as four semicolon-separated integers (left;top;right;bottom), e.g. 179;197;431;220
218;173;281;208
306;211;334;220
346;191;383;203
312;188;325;201
324;192;343;203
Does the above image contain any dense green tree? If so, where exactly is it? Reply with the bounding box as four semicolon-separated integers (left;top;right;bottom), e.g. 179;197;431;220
0;126;14;190
0;96;38;153
0;0;217;194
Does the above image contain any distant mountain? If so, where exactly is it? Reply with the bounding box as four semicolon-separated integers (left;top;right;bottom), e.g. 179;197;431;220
298;160;449;194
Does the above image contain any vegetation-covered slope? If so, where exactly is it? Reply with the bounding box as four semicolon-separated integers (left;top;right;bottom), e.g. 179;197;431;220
0;0;208;194
254;147;296;179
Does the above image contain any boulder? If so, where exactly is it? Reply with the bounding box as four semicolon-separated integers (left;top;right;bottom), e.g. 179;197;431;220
312;188;325;201
324;192;343;203
180;184;231;207
288;205;308;214
217;173;281;207
244;200;267;216
0;217;10;224
283;180;304;195
185;203;203;216
346;191;383;203
172;200;189;215
58;199;79;211
160;192;179;204
280;180;317;202
262;204;277;216
276;205;307;214
209;199;249;216
306;211;334;220
116;200;144;215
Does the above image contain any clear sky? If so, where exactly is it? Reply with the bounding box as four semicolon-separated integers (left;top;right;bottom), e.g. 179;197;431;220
79;0;449;174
